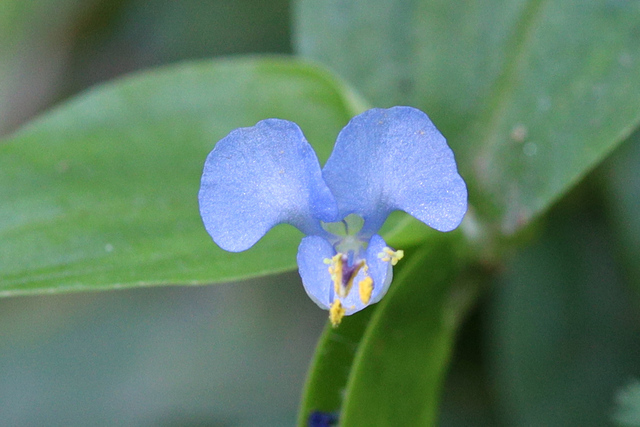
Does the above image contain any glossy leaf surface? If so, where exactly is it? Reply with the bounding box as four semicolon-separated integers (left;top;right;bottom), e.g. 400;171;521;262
0;57;370;295
295;0;640;233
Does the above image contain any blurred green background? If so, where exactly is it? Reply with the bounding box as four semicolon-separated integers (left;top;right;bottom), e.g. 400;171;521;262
1;1;639;426
1;1;318;425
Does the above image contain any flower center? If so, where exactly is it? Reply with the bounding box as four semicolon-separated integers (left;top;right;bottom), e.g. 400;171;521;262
321;215;405;327
327;252;364;299
321;214;365;240
324;247;373;327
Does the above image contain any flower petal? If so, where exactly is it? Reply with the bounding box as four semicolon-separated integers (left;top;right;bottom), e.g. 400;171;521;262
199;119;338;252
297;235;335;309
322;106;468;235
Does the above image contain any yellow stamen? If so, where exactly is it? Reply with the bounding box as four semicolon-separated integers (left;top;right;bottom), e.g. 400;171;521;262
359;276;373;304
329;300;345;327
327;253;344;296
378;247;404;266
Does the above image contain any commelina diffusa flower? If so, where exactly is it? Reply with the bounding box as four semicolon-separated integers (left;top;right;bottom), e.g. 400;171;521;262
199;106;467;326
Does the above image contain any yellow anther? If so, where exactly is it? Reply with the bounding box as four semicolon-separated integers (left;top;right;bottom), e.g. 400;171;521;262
327;253;344;296
329;300;345;327
378;247;404;266
359;276;373;305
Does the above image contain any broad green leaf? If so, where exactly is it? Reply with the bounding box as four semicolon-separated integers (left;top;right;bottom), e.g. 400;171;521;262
341;233;479;426
486;205;640;426
294;0;640;233
0;57;372;295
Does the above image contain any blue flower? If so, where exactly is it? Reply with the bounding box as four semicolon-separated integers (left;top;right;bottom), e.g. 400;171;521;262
199;107;467;326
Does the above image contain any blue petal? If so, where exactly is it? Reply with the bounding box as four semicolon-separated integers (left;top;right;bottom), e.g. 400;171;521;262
199;119;338;252
322;107;467;235
297;236;334;309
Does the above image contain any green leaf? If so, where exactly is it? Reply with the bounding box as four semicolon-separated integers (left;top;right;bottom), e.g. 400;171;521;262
297;308;373;426
340;234;478;426
600;129;640;290
294;0;640;233
0;57;370;295
298;233;481;426
486;205;640;426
